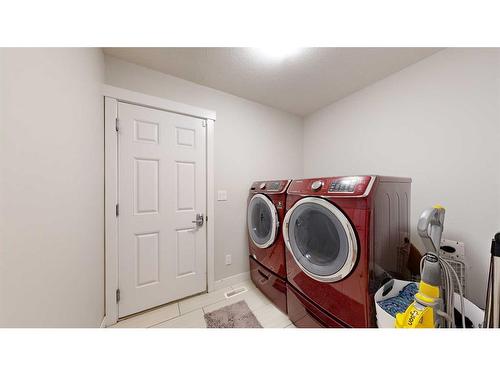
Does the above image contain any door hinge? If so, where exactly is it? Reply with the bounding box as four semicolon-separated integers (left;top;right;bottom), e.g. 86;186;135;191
115;118;119;132
116;289;121;303
206;215;208;222
115;204;119;217
202;119;207;128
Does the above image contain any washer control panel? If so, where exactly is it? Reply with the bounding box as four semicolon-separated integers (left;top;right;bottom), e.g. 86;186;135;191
328;178;358;193
287;176;373;196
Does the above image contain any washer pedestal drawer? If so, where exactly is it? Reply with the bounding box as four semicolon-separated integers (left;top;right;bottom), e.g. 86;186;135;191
287;284;347;328
249;257;287;314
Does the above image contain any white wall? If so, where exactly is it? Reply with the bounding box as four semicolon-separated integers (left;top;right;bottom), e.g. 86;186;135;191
3;48;491;324
0;48;105;327
104;55;303;282
303;48;500;307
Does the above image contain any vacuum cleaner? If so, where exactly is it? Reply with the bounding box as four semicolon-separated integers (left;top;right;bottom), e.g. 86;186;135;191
395;205;465;328
483;232;500;328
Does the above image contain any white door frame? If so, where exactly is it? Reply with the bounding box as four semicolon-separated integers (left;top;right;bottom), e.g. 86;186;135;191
103;85;216;326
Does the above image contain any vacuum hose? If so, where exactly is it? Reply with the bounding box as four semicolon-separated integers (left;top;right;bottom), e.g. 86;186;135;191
418;206;466;328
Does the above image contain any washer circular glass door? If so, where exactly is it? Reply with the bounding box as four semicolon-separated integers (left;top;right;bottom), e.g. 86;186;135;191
283;197;358;282
247;194;278;249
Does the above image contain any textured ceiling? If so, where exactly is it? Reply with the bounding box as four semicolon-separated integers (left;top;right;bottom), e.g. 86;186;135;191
104;47;441;116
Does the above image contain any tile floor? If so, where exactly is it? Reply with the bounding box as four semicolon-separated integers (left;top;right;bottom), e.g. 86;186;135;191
109;279;296;328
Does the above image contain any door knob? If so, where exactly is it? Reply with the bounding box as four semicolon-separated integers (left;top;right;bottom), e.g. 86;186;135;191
192;213;204;227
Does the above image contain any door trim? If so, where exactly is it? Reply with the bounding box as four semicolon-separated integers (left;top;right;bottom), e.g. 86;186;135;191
103;85;216;327
102;85;216;121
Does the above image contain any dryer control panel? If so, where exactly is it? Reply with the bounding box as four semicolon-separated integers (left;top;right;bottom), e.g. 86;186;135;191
288;176;373;197
250;180;291;194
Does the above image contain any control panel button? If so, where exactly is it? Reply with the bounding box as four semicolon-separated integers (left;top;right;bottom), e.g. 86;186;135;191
311;180;324;191
259;182;266;190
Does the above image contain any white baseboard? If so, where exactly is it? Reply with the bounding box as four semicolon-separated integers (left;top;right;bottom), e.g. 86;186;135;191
213;271;250;291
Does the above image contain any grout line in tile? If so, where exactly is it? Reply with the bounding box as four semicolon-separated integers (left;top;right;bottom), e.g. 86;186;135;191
149;321;166;328
252;301;278;314
150;308;206;328
252;302;290;328
149;318;171;328
202;303;214;314
149;309;186;328
200;291;246;314
141;303;181;328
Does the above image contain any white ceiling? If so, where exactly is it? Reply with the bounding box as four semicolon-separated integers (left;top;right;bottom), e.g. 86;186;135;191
104;48;441;116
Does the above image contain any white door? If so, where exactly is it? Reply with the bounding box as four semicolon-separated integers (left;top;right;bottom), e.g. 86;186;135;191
117;102;207;318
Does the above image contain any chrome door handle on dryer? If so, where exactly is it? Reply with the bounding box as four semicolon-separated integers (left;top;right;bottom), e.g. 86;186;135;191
192;213;204;227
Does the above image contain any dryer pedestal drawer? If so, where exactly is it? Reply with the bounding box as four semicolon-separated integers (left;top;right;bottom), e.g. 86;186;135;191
249;257;287;314
287;284;347;328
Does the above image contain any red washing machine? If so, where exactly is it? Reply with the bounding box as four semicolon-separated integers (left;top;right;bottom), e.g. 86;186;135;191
247;180;291;314
283;176;412;328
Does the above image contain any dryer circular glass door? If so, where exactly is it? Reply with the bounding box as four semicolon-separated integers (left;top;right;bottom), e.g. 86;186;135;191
283;197;358;282
247;194;278;249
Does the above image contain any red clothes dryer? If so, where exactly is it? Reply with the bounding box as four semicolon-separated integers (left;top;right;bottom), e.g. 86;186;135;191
247;180;291;314
283;176;412;328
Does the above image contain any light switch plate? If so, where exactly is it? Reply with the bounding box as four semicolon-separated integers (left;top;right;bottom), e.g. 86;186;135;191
217;190;228;201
